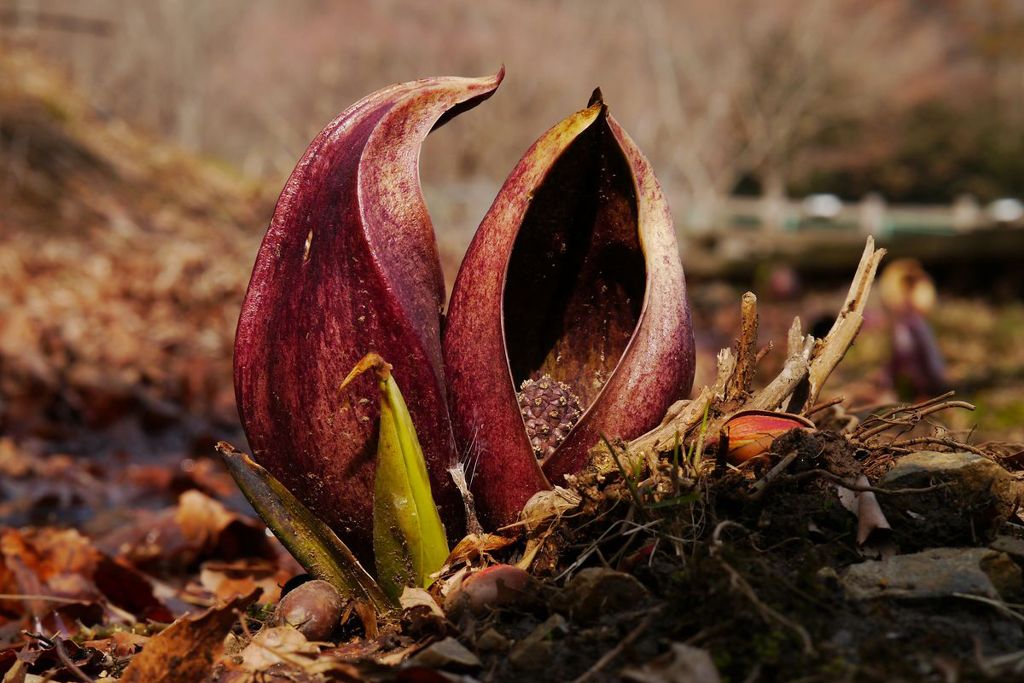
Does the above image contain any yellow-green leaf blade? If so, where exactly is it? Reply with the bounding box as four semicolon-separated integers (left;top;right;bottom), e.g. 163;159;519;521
372;368;449;601
216;442;393;612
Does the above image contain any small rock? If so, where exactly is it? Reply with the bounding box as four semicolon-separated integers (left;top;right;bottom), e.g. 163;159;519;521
880;451;1022;547
990;534;1024;564
621;643;721;683
882;451;1018;502
841;547;1022;601
407;637;481;671
475;628;511;653
508;614;567;670
553;568;649;623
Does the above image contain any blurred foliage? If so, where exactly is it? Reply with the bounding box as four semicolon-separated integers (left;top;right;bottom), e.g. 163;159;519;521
5;0;1024;211
796;101;1024;203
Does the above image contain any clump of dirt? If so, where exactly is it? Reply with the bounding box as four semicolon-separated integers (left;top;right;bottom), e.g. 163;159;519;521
457;427;1024;683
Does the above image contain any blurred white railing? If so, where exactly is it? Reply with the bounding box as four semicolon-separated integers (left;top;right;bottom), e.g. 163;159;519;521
691;193;1021;237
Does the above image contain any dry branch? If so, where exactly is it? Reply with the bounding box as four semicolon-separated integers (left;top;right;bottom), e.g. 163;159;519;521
804;238;886;409
724;292;759;407
591;237;885;473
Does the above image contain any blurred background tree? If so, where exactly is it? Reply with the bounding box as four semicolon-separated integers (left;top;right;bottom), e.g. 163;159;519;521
3;0;1024;445
2;0;1024;225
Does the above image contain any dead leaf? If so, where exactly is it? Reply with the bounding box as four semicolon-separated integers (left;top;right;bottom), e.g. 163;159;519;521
837;475;893;547
444;533;516;568
84;630;150;658
198;560;289;605
239;626;320;672
519;487;582;533
516;487;581;571
104;490;273;572
119;588;260;683
406;637;480;670
399;586;448;639
399;587;444;619
0;527;171;625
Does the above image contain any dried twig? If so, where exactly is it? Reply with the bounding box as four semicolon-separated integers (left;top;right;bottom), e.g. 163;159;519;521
716;558;815;655
724;292;759;406
706;522;815;654
787;468;948;495
743;321;815;413
805;396;845;417
748;450;799;501
606;350;734;468
857;396;975;440
755;341;774;366
604;435;647;515
594;238;884;471
571;613;656;683
803;237;886;409
704;319;815;440
953;593;1024;625
55;638;95;683
873;391;956;419
887;436;986;456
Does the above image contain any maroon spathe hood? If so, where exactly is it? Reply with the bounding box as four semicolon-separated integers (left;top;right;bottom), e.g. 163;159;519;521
234;73;503;561
443;95;695;528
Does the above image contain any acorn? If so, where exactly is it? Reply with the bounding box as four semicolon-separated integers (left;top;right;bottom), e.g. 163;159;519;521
273;579;346;641
517;375;583;460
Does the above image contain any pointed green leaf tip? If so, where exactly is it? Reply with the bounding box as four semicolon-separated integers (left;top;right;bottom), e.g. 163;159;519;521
341;353;450;602
215;441;393;612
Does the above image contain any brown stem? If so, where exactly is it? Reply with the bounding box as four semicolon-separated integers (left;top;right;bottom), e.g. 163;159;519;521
725;292;759;404
858;399;975;440
749;450;800;501
804;396;845;417
887;437;986;456
804;237;886;409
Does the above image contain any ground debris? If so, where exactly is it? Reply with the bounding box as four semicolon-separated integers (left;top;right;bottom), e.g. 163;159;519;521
840;547;1022;601
119;589;259;682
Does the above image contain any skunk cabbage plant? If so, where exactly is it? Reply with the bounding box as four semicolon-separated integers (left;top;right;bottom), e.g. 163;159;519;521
234;73;694;564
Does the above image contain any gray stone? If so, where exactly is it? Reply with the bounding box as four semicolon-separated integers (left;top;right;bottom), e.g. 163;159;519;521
991;535;1024;563
841;547;1022;601
882;451;1020;510
407;637;480;670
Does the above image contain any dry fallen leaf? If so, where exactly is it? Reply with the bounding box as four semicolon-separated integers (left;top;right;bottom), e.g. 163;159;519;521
104;489;274;572
119;588;260;682
198;560;289;605
836;475;893;548
239;626;323;672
